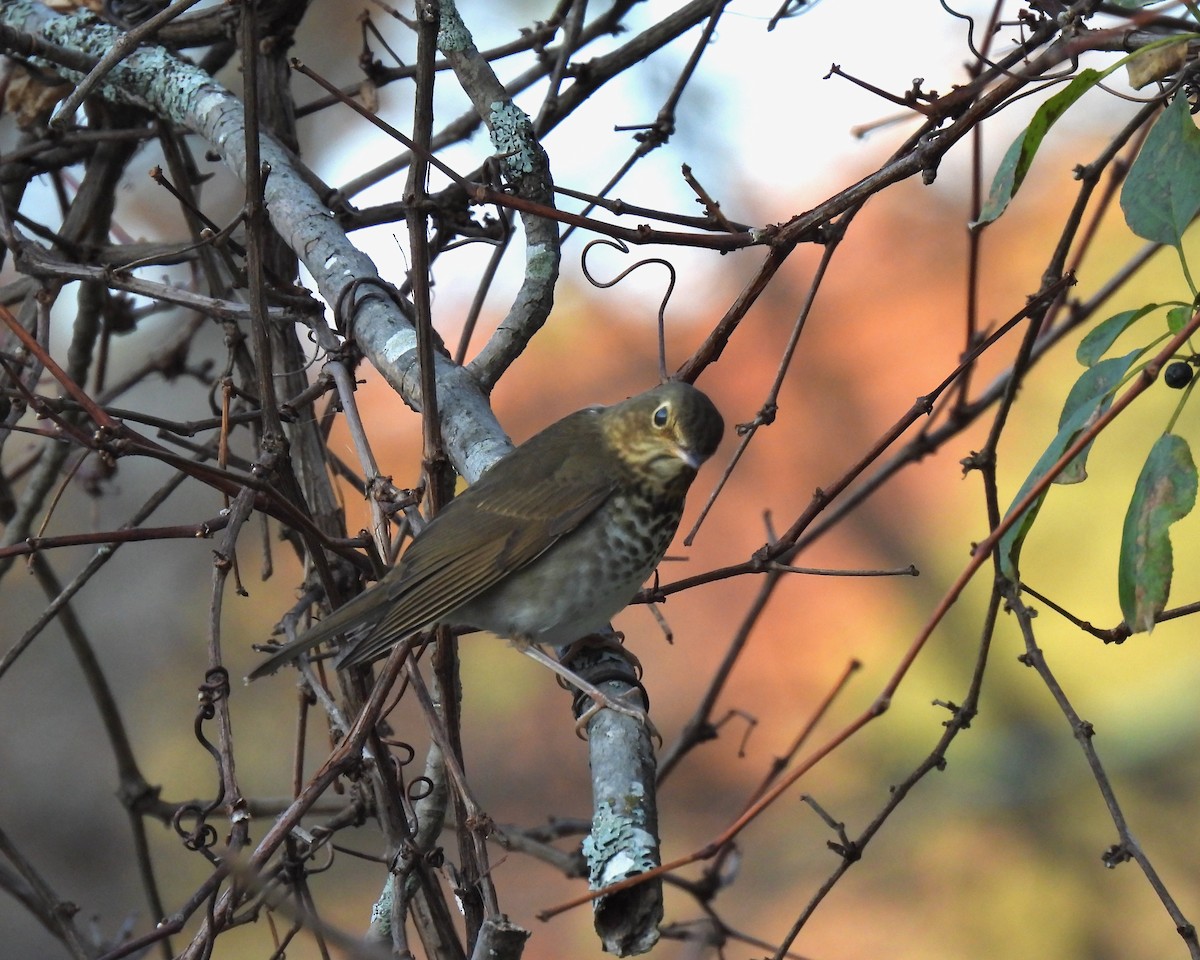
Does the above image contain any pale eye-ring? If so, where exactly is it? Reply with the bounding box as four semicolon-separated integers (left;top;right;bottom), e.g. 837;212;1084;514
652;403;670;428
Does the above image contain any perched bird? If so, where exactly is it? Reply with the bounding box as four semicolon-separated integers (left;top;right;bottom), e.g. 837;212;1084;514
249;381;724;706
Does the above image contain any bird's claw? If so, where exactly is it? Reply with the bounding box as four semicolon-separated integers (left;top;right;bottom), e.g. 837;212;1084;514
512;638;659;744
573;688;661;745
558;631;643;679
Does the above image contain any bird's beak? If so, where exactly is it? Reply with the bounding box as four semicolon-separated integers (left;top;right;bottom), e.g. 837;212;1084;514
678;445;704;471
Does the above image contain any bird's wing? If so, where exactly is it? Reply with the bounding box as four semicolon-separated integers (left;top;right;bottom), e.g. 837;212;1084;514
251;474;610;679
335;414;616;667
335;480;610;668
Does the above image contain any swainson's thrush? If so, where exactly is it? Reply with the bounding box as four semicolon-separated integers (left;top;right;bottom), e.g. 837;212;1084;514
248;381;723;690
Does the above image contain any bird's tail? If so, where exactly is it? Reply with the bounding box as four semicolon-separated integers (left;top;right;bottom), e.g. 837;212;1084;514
245;589;376;681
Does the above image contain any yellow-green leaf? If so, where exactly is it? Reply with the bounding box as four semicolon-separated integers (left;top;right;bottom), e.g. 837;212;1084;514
1118;434;1197;633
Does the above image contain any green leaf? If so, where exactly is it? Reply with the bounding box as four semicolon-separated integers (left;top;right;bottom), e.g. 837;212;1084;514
1057;351;1142;483
1119;434;1197;633
1076;304;1163;366
1166;304;1195;332
999;350;1141;578
976;69;1105;226
1120;92;1200;246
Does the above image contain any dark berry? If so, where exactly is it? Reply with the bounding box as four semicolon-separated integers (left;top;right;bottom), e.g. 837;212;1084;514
1164;361;1194;389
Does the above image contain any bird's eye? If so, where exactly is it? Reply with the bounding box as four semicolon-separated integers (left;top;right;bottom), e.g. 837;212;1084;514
652;403;670;428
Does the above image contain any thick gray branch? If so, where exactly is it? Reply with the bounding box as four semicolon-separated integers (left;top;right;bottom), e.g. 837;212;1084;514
2;0;510;482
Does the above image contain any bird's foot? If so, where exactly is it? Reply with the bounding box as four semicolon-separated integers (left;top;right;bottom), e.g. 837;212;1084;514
572;687;661;744
513;640;658;743
557;631;643;678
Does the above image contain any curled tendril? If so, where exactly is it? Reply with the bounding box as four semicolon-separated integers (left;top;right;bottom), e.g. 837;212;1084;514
937;0;1082;88
196;668;229;720
335;275;410;340
408;776;435;802
173;802;220;856
580;238;676;382
290;837;336;877
173;668;230;859
380;738;417;766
